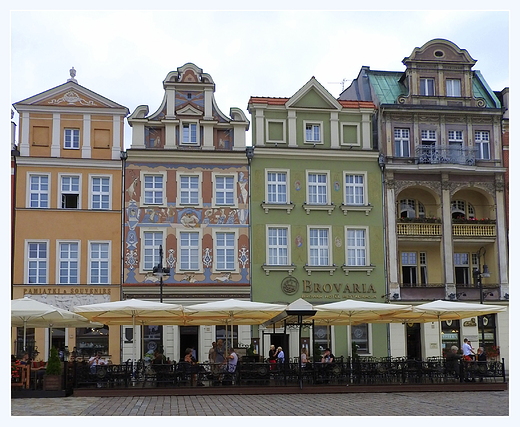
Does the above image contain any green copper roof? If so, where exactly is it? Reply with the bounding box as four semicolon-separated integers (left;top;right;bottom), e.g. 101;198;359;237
366;71;407;104
473;70;501;108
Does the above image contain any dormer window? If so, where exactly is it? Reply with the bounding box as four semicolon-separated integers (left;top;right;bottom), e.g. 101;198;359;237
182;123;198;145
420;78;435;96
446;79;461;97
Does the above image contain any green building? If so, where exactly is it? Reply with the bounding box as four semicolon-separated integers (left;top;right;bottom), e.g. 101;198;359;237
247;77;387;360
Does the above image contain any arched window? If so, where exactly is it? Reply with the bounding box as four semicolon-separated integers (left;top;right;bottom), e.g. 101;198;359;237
399;199;425;219
451;200;475;219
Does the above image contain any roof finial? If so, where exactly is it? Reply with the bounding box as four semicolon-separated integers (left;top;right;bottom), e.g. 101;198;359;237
68;67;77;83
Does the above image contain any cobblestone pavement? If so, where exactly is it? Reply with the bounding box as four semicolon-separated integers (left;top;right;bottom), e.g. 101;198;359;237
9;391;509;417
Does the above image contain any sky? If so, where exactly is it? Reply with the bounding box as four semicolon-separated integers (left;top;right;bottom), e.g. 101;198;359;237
3;3;518;424
8;7;511;149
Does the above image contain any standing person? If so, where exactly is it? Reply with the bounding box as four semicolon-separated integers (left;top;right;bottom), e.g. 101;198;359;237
300;348;309;368
462;338;475;361
208;342;217;363
268;344;277;371
215;339;225;364
445;345;462;378
276;346;285;364
89;351;107;387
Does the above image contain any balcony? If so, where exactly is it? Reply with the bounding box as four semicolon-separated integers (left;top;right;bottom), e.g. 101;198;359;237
416;145;477;165
452;220;496;237
397;219;442;237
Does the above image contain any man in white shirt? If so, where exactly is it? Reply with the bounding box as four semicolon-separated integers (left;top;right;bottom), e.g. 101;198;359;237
462;338;475;360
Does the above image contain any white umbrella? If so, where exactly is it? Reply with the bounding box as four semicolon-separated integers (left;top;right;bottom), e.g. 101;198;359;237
73;299;186;362
184;299;287;354
11;297;102;353
312;299;413;355
411;300;507;357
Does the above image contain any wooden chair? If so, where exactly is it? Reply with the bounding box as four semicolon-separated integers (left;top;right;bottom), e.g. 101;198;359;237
11;364;30;389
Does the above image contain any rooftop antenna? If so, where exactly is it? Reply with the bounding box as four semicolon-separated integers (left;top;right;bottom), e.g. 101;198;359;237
327;78;351;92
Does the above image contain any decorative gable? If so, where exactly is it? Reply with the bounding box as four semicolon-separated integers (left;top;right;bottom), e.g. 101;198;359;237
286;77;342;110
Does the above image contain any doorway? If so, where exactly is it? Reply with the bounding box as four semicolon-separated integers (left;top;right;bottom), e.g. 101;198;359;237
268;333;289;360
406;323;422;360
179;326;199;361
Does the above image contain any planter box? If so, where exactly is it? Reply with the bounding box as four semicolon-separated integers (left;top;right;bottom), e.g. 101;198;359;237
43;374;62;391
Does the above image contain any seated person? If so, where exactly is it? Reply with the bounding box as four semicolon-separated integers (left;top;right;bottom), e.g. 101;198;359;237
183;348;204;386
224;347;238;373
321;348;334;363
88;351;107;374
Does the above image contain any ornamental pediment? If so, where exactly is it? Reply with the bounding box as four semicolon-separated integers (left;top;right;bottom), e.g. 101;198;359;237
176;104;203;116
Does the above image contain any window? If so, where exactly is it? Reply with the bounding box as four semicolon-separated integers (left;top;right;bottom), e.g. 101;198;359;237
143;231;163;270
451;200;475;220
307;172;328;205
313;326;330;352
64;128;80;149
179;231;199;271
419;252;428;284
399;199;425;219
448;130;463;146
91;176;110;210
58;242;79;284
180;175;200;205
215;232;235;271
475;131;490;160
346;228;367;266
267;171;288;204
420;78;435;96
394;128;410;157
215;176;235;205
309;228;330;266
305;123;321;142
90;242;109;284
29;174;49;208
27;242;47;284
60;175;80;209
351;324;369;354
344;173;365;205
421;130;436;146
267;227;288;265
143;174;164;205
182;123;198;144
446;79;461;97
401;252;417;285
454;253;470;285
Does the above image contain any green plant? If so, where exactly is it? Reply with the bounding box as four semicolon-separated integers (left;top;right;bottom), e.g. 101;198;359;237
45;347;62;375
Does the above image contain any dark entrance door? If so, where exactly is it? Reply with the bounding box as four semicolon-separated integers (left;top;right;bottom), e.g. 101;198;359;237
179;326;199;361
269;333;289;360
406;323;422;360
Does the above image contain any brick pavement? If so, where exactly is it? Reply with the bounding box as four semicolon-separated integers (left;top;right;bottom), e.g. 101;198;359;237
10;391;509;416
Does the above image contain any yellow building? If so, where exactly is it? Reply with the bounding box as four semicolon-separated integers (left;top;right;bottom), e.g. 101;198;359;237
12;69;128;364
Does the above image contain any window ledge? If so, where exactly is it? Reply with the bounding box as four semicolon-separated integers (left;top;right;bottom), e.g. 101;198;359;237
303;203;335;215
261;264;296;276
303;265;338;276
341;265;375;276
340;204;373;216
261;202;295;214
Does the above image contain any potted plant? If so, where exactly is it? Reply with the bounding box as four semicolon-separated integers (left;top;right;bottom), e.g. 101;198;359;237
43;347;63;391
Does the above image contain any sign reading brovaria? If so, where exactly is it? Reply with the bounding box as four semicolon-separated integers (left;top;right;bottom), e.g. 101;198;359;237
281;277;377;300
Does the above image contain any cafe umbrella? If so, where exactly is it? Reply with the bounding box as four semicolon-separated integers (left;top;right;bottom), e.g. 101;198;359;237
73;298;186;362
11;296;103;353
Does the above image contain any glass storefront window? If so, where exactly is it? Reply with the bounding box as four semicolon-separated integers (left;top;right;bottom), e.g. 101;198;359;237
351;323;369;354
75;325;109;359
216;325;238;349
15;327;35;358
478;315;498;358
441;319;460;357
143;325;162;362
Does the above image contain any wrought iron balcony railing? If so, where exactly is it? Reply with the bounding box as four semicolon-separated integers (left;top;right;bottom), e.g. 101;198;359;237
416;145;477;165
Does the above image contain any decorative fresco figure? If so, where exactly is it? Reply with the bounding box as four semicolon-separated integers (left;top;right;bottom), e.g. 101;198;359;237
238;171;248;204
180;212;199;228
127;177;139;200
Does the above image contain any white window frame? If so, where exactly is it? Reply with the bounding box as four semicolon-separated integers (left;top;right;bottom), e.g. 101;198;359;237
303;121;323;144
266;119;286;144
89;175;111;210
212;172;237;207
342;226;374;275
394;128;411;157
59;173;81;209
178;230;201;272
344;172;367;206
307;226;331;267
140;229;165;272
446;79;461;97
420;78;435;96
57;240;80;285
346;227;369;266
214;230;237;272
181;122;199;145
89;241;111;284
25;240;48;284
27;172;50;208
475;130;491;160
266;226;290;266
306;170;329;205
401;251;418;285
177;172;202;206
340;122;361;146
421;130;437;146
266;169;289;204
140;171;167;206
448;130;464;145
64;128;80;149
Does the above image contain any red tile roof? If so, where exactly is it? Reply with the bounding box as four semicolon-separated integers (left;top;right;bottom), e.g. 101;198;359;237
248;97;375;109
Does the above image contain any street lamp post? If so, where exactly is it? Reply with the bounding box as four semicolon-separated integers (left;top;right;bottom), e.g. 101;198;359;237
472;246;490;305
153;245;170;303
